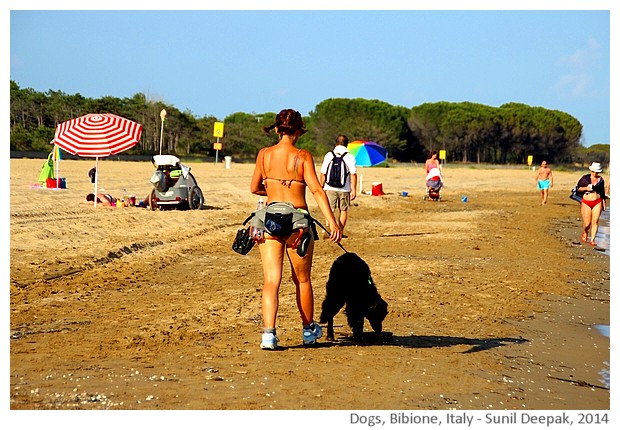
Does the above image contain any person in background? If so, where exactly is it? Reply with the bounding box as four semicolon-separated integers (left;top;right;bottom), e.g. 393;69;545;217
424;151;441;194
319;134;357;237
535;160;554;205
250;109;342;350
88;167;97;184
424;150;441;174
574;162;607;246
83;192;115;207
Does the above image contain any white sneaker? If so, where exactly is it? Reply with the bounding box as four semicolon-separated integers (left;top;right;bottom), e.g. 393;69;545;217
260;332;278;350
302;322;323;345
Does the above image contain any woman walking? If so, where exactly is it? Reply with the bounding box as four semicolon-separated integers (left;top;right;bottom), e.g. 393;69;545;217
574;162;607;246
250;109;342;349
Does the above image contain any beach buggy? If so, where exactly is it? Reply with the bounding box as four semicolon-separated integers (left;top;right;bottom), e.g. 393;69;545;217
148;154;204;210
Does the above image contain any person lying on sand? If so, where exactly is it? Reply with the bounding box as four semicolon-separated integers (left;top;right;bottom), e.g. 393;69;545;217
83;192;116;207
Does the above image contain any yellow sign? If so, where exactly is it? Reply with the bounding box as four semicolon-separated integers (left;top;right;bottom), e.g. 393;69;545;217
527;155;533;166
213;142;222;150
439;150;446;160
213;122;224;138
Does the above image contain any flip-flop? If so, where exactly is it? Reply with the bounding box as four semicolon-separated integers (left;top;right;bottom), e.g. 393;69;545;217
581;232;588;242
589;241;597;246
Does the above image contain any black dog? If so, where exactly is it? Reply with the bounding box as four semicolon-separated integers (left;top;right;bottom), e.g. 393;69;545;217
319;252;388;342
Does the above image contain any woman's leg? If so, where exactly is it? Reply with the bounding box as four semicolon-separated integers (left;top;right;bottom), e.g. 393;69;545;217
258;239;286;329
580;202;592;240
287;236;315;326
589;203;603;244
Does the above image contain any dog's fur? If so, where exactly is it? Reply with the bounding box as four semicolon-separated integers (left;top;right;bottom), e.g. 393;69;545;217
319;252;388;341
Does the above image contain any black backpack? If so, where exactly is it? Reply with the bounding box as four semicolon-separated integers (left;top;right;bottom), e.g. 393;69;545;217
326;151;349;188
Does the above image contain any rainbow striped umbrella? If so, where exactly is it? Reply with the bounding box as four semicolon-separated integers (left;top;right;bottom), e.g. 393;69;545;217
347;140;388;167
54;113;142;205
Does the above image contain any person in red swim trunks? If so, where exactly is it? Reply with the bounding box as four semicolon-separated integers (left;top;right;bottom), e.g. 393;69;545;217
574;162;607;246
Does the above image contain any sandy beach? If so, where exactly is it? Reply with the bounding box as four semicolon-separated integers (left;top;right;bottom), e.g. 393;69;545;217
9;158;609;417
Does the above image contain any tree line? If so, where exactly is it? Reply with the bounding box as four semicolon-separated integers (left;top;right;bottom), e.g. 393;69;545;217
10;80;609;166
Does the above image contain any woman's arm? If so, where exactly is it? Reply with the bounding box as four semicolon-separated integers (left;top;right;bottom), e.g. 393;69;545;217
576;175;590;194
250;149;267;196
594;178;607;201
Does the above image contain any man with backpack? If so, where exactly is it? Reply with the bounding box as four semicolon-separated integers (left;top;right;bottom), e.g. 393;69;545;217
319;135;357;236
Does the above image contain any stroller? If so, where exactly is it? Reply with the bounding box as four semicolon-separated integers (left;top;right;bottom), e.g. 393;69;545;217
148;154;204;210
423;167;443;201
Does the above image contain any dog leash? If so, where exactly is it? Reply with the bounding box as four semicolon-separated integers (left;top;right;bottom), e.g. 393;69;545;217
310;216;348;254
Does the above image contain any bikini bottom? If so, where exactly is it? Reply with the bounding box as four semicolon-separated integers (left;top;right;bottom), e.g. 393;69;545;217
581;198;602;209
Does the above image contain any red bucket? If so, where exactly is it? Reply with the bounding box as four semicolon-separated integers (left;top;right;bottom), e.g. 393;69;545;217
45;178;66;188
371;182;385;196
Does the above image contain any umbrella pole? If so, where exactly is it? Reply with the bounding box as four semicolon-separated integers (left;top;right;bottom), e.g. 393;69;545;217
54;145;59;188
359;168;364;194
94;157;99;207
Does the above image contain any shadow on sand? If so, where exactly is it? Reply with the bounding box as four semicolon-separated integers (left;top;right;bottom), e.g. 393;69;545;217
285;331;528;353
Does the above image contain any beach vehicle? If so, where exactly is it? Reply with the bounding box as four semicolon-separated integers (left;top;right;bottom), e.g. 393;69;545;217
148;154;204;210
423;167;443;201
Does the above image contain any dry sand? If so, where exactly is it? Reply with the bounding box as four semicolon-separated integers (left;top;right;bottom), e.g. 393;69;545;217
8;158;609;419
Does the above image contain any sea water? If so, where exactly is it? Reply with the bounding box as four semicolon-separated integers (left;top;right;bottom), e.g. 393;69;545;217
593;206;610;256
592;324;610;389
591;207;610;389
595;325;610;388
595;325;610;337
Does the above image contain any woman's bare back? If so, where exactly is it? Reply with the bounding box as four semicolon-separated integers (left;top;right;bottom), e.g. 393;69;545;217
260;145;309;208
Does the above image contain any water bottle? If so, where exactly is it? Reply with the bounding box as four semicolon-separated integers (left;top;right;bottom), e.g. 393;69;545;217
252;198;265;241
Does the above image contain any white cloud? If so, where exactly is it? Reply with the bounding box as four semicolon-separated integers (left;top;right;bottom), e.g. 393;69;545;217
553;73;590;97
552;37;602;98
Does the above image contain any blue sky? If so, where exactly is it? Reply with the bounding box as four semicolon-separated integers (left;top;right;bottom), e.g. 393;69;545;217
6;2;616;146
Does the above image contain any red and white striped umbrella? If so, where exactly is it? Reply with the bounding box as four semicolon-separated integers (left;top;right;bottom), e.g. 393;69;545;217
54;113;143;206
54;113;142;157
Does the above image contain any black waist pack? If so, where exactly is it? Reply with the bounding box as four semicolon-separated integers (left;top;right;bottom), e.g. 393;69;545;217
260;202;310;237
264;208;294;236
233;202;313;255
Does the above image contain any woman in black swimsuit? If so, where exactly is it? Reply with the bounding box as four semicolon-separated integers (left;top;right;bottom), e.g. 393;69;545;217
250;109;342;350
575;162;607;246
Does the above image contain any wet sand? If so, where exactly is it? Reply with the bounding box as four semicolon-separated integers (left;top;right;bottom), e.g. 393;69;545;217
8;159;609;421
